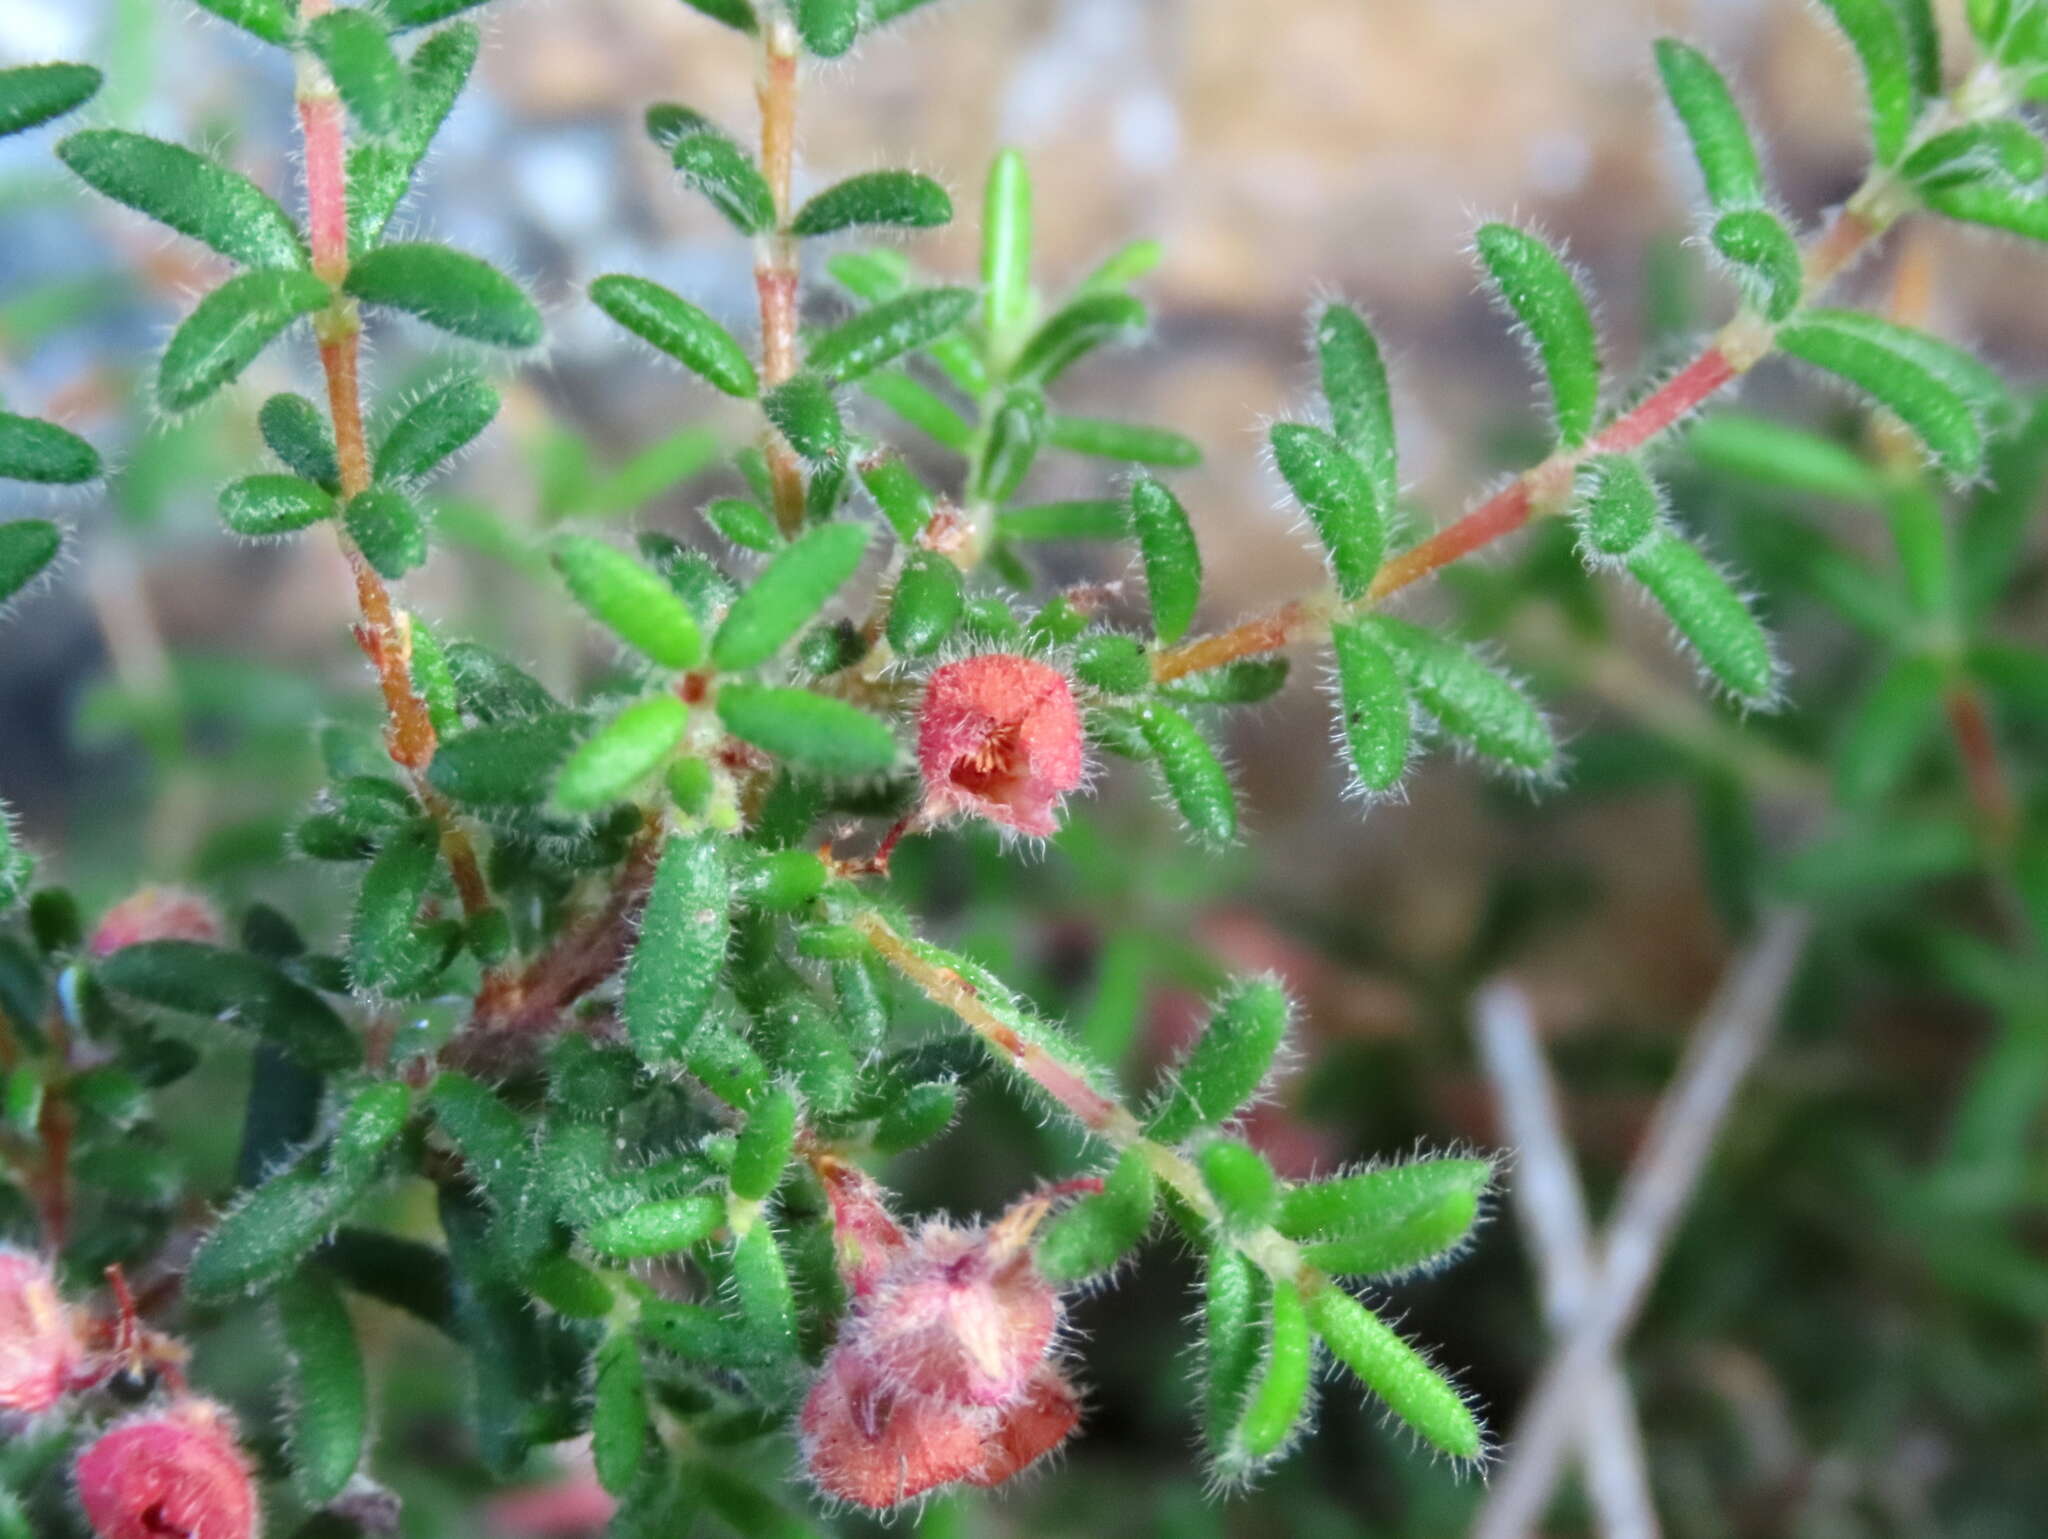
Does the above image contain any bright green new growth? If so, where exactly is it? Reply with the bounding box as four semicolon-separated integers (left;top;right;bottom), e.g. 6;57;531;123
1330;619;1412;795
1146;977;1290;1143
554;536;704;670
1278;1157;1493;1275
1129;475;1203;643
1814;0;1922;163
1778;309;1997;478
712;521;869;669
1270;421;1386;599
1628;534;1781;704
1303;1284;1484;1460
553;696;690;814
716;684;898;776
1136;701;1238;846
1474;222;1602;448
1200;1139;1281;1232
1316;303;1400;512
1225;1281;1313;1471
1368;617;1558;774
1654;39;1767;209
1713;208;1804;320
1036;1149;1157;1283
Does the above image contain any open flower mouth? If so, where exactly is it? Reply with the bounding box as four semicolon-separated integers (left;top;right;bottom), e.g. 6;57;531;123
918;656;1085;840
946;722;1063;833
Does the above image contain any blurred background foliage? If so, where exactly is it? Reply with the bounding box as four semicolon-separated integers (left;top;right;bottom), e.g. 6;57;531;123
4;1;2047;1535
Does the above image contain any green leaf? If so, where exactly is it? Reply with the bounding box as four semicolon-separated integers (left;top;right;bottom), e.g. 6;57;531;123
260;394;340;492
1046;414;1200;467
862;369;974;451
1012;292;1145;387
1159;657;1290;706
872;1080;960;1154
1712;208;1802;321
0;63;101;138
0;521;62;609
1073;634;1151;695
0;412;98;485
348;22;479;251
345;243;543;348
189;0;295;44
672;125;777;235
857;454;934;543
1129;475;1203;644
1200;1139;1279;1232
584;1194;724;1259
1901;121;2046;190
761;373;845;464
1146;977;1290;1144
730;1223;799;1359
428;713;588;806
590;274;759;398
59;130;307;270
160;270;333;413
95;940;361;1069
1270;422;1386;600
1330;618;1412;796
1627;533;1780;704
554;696;690;813
1836;653;1944;808
704;496;780;553
219;474;336;538
592;1333;649;1497
554;536;705;670
344;487;429;579
1036;1148;1157;1284
1573;453;1663;559
276;1268;368;1506
1892;0;1942;94
1653;39;1766;209
809;287;975;383
793;171;952;235
717;685;898;776
886;548;964;657
305;10;407;138
1474;223;1602;448
730;1084;797;1202
1227;1282;1313;1470
350;819;443;994
678;0;757;30
382;0;494;26
1685;413;1884;501
997;499;1127;542
971;385;1046;502
982;149;1034;357
1135;701;1236;846
1777;309;1998;478
1814;0;1920;162
712;521;869;670
625;833;733;1065
1303;1283;1482;1460
1922;179;2048;242
1369;617;1557;774
1279;1157;1493;1274
1315;303;1399;511
793;0;861;56
1203;1247;1266;1458
373;373;498;486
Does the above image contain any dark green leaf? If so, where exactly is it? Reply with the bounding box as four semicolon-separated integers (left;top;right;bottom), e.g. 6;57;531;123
808;287;975;383
306;10;407;138
0;63;101;138
0;412;98;485
0;521;62;609
219;474;336;538
793;171;952;235
260;394;340;491
712;521;869;670
1474;222;1602;448
716;685;898;776
344;487;429;579
375;373;499;484
59;129;307;270
1129;476;1202;644
161;270;334;413
345;243;542;348
98;940;359;1071
590;273;758;397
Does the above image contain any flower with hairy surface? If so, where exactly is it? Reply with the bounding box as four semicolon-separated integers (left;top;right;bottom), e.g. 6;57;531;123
87;886;222;957
74;1398;259;1539
916;654;1085;838
0;1247;79;1415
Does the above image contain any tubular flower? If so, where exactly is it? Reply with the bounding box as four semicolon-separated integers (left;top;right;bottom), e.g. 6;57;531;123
0;1247;80;1415
74;1398;259;1539
916;654;1085;838
800;1181;1085;1510
87;886;223;957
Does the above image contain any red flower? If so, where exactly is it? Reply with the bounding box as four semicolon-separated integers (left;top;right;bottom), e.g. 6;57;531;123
74;1398;259;1539
916;655;1085;838
800;1182;1086;1510
88;887;222;958
0;1247;79;1415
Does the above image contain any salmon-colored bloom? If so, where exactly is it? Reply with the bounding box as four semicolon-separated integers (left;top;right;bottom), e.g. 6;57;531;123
800;1180;1086;1510
916;655;1085;838
87;886;222;957
0;1248;79;1415
75;1398;259;1539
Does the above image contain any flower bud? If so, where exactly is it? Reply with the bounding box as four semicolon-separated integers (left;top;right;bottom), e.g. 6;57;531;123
800;1349;986;1511
916;654;1085;838
864;1222;1059;1406
87;886;222;957
75;1398;260;1539
0;1247;79;1415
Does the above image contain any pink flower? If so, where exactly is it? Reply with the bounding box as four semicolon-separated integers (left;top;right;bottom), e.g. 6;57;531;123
87;887;222;957
916;655;1085;838
0;1247;79;1415
75;1398;259;1539
800;1182;1086;1510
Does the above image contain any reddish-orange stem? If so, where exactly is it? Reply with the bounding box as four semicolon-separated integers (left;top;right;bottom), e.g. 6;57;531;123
1944;682;2017;844
755;27;806;535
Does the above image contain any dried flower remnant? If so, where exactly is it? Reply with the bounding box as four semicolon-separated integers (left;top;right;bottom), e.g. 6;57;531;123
74;1398;259;1539
916;654;1085;838
87;886;223;957
801;1174;1087;1509
0;1247;80;1415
